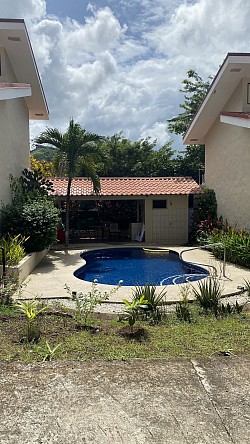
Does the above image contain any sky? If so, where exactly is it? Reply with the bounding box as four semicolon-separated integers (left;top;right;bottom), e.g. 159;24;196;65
2;0;250;151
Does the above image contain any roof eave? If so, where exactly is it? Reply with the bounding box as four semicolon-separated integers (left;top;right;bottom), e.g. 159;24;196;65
183;53;250;145
0;19;49;120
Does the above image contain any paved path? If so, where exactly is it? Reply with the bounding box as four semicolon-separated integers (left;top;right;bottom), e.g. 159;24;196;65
0;357;250;443
20;244;250;303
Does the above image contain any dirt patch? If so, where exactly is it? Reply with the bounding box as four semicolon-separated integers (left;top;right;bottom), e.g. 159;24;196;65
118;325;149;340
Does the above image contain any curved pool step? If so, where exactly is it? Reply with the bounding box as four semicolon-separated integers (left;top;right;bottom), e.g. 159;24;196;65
160;273;208;286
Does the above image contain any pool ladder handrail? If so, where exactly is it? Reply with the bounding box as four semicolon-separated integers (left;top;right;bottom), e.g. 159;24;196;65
179;242;226;278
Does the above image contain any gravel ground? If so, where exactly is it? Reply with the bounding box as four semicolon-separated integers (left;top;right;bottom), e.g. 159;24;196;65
45;291;250;315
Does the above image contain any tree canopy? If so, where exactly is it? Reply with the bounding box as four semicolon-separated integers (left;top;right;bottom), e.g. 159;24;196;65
167;69;212;137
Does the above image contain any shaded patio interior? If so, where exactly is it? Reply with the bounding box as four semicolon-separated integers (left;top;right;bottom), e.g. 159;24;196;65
59;199;144;243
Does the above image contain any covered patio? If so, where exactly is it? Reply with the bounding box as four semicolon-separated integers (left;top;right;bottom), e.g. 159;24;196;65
51;177;202;244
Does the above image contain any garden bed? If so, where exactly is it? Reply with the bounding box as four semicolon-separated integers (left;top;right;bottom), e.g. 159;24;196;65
0;304;250;362
0;248;49;283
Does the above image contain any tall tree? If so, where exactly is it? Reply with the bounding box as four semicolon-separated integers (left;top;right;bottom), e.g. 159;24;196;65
168;69;211;136
34;118;101;247
167;69;212;182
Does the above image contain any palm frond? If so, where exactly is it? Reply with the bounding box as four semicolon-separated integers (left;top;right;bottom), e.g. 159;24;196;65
33;127;64;150
78;158;100;194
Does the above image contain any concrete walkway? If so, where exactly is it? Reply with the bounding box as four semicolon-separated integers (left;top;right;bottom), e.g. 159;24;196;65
0;357;250;443
20;244;250;303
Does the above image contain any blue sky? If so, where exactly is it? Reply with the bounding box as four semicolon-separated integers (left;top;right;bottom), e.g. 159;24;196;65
2;0;250;150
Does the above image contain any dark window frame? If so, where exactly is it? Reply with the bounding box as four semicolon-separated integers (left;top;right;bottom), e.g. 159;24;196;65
152;199;167;209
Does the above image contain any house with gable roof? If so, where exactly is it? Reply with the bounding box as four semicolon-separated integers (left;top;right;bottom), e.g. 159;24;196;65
0;18;48;206
184;53;250;232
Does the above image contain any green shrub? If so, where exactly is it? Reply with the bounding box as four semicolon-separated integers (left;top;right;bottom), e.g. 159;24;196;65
1;197;59;253
199;226;250;268
20;198;59;252
68;280;122;326
1;170;59;253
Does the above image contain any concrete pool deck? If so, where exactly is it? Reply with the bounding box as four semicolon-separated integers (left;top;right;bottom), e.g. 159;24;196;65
19;243;250;304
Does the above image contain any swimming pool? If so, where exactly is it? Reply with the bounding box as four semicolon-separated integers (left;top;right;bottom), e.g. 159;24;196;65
74;247;209;286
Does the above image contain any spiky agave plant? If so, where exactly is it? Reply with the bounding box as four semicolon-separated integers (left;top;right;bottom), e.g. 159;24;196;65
192;277;223;316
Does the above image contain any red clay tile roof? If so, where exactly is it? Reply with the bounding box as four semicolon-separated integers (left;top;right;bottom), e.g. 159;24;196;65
51;177;202;197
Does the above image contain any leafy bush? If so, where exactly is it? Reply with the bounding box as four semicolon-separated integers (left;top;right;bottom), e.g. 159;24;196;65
0;234;28;266
199;226;250;268
1;170;59;253
192;188;218;238
197;188;217;221
68;280;122;326
20;198;59;252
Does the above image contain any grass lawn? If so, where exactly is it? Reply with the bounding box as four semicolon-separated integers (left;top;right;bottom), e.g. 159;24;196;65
0;304;250;362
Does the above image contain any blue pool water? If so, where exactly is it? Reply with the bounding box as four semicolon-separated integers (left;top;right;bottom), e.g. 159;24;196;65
74;248;209;286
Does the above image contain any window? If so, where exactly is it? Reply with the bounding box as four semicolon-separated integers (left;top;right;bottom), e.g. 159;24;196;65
153;200;167;209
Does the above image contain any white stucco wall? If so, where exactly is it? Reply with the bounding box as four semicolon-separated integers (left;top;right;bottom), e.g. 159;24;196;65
205;81;250;231
145;195;189;245
0;51;30;206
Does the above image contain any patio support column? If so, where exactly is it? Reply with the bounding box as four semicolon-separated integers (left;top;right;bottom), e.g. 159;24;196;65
144;198;153;243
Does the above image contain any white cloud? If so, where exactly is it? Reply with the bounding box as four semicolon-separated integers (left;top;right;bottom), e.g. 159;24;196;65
141;122;171;148
0;0;46;20
2;0;250;151
145;0;250;76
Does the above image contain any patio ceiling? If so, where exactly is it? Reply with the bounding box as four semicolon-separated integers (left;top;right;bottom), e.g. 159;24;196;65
50;177;202;197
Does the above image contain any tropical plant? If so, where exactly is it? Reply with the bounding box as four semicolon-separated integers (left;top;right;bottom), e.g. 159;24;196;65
176;285;192;323
0;234;27;266
218;300;245;317
41;341;62;362
122;295;148;330
133;284;167;323
34;118;102;247
15;299;48;342
192;277;223;317
199;226;250;268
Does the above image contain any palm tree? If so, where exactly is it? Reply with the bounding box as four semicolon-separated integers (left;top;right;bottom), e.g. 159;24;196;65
34;118;101;247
